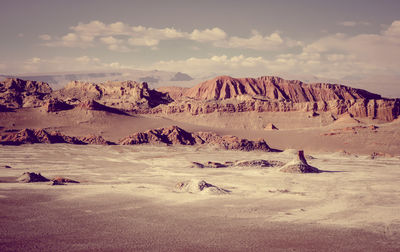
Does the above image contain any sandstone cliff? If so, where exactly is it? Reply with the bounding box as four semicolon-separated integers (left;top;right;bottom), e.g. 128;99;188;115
181;76;382;102
0;78;52;108
156;76;399;121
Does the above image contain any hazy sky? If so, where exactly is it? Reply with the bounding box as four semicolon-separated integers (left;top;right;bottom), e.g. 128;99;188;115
1;0;400;92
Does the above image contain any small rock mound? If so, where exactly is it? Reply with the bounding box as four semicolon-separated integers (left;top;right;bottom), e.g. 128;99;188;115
77;99;128;115
264;123;278;130
235;159;284;167
79;135;115;145
45;98;74;112
190;161;228;168
17;172;50;183
280;150;320;173
174;179;230;194
51;176;80;185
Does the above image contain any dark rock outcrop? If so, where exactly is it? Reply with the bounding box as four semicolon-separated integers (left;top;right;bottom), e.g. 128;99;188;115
77;99;128;115
17;172;50;183
0;128;113;146
45;98;74;112
118;125;272;151
78;135;115;145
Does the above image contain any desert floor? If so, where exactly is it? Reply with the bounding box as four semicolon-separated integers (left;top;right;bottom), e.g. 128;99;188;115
1;144;399;251
1;108;400;155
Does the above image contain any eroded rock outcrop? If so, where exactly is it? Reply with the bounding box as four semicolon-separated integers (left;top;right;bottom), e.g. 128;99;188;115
0;128;114;146
53;80;172;111
17;172;50;183
0;78;52;109
118;125;272;151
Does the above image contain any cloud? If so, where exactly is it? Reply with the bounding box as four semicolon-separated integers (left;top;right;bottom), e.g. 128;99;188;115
338;21;370;27
151;54;270;76
189;27;227;42
41;20;298;52
215;30;285;50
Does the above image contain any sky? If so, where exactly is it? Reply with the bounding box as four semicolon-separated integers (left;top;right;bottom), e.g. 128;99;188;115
1;0;400;95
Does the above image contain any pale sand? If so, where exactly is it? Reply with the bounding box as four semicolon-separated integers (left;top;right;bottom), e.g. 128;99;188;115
1;144;399;251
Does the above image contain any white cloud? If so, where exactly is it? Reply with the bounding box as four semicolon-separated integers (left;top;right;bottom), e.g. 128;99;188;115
151;54;270;76
41;20;298;52
189;27;227;42
215;30;286;50
338;21;370;27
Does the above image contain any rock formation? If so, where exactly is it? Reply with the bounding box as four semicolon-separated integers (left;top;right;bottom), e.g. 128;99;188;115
45;98;74;112
174;179;230;194
51;176;80;184
17;172;50;183
182;75;382;101
53;80;173;111
76;99;128;115
280;150;320;173
0;78;52;109
0;128;114;146
118;125;272;151
78;135;115;145
264;123;278;130
191;159;284;168
156;76;400;121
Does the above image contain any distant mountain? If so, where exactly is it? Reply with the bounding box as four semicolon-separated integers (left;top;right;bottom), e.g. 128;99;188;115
0;69;200;90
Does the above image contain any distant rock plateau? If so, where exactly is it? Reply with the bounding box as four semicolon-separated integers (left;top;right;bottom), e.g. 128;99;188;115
1;75;399;121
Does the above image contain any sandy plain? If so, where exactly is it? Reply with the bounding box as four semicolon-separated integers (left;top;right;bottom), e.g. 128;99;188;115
1;143;400;251
1;108;400;251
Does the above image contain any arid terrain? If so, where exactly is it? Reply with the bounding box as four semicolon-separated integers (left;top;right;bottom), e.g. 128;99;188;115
1;76;400;251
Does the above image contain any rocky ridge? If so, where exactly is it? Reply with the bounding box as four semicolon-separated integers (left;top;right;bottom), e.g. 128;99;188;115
118;125;272;151
1;76;399;122
155;76;400;121
0;128;114;145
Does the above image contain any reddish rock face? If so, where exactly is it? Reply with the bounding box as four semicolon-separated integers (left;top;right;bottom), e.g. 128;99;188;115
157;76;399;122
183;76;382;102
118;125;272;151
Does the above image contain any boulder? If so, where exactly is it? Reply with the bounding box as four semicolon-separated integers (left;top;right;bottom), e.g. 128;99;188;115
174;179;230;194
